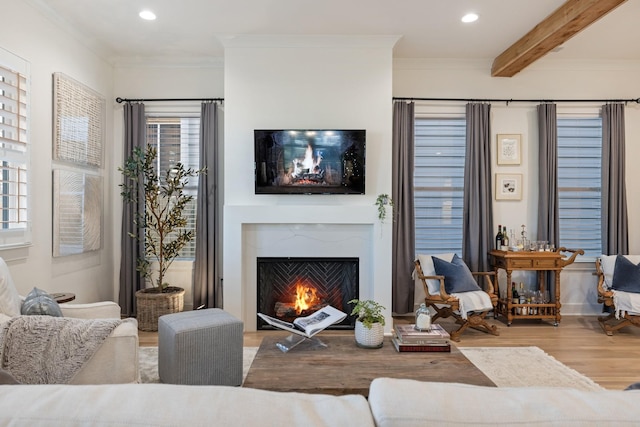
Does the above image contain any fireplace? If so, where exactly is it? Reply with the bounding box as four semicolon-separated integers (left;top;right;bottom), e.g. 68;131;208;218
256;257;358;329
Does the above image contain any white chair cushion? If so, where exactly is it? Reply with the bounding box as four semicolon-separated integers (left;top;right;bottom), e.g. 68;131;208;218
600;255;640;290
0;258;22;317
415;253;455;295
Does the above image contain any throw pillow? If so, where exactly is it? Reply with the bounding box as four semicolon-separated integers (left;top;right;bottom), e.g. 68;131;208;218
416;253;455;296
0;368;20;385
20;287;63;317
432;254;481;294
611;255;640;294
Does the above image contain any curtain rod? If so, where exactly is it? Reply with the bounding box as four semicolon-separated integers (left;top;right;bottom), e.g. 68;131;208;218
393;96;640;105
115;97;224;103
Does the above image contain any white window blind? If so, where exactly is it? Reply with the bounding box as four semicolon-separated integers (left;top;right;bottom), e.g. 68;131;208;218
146;117;200;259
0;49;30;248
557;116;602;257
414;117;466;255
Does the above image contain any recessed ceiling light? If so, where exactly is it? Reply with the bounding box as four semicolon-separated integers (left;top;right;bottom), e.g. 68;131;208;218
461;13;479;23
139;10;156;21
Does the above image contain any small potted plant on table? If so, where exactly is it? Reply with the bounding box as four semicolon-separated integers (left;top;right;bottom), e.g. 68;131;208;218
349;299;386;349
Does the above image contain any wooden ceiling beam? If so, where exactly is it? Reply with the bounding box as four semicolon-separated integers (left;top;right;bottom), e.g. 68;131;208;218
491;0;627;77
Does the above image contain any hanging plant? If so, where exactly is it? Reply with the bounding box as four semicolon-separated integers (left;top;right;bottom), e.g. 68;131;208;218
375;193;394;223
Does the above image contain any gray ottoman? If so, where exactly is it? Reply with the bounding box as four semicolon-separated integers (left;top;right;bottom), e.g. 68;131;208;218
158;308;243;385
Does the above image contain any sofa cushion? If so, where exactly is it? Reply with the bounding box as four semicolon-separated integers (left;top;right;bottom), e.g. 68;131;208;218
0;383;375;427
432;254;481;294
415;253;455;295
612;256;640;294
368;378;640;427
20;287;63;317
0;258;22;317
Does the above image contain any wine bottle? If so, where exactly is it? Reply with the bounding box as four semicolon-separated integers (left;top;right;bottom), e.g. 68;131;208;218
495;225;503;250
502;228;510;247
519;282;526;316
511;282;519;315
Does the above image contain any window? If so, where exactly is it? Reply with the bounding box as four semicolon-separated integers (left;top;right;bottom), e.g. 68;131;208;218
557;116;602;257
146;117;200;258
414;117;466;255
0;49;30;248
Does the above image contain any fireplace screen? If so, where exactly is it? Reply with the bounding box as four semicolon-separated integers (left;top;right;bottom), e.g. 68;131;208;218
256;257;358;330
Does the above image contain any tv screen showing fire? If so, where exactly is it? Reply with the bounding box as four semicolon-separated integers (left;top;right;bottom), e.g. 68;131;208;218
254;129;366;195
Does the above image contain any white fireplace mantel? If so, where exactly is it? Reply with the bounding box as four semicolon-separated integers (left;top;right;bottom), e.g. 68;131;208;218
223;204;393;332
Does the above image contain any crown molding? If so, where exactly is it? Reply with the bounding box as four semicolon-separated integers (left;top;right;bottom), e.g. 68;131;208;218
218;34;401;50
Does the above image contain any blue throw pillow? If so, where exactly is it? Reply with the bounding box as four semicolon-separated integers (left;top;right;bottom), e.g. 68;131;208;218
432;254;481;294
20;287;63;317
611;255;640;294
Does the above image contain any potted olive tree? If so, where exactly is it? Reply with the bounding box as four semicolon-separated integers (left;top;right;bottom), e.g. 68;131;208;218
120;145;203;331
349;299;386;348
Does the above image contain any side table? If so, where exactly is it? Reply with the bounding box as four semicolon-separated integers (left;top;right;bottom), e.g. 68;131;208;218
489;248;583;326
51;292;76;304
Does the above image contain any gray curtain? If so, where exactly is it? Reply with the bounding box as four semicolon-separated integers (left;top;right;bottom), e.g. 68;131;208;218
601;103;628;255
537;103;559;249
537;103;559;296
391;101;415;314
119;102;146;317
462;103;493;273
193;101;222;309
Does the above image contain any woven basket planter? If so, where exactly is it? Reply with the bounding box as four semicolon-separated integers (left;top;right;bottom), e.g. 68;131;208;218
354;320;384;349
136;286;185;332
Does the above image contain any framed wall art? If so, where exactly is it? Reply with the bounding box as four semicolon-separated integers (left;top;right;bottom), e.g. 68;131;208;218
495;173;522;200
497;134;521;165
52;169;103;257
53;72;105;168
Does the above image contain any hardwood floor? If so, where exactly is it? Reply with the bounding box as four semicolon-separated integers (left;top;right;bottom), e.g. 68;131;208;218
138;315;640;390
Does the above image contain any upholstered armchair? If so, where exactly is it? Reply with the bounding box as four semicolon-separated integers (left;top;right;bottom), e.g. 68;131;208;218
595;255;640;335
414;253;499;342
0;258;139;384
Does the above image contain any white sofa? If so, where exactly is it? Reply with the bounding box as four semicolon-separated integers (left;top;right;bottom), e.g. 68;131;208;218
0;258;139;384
1;378;640;426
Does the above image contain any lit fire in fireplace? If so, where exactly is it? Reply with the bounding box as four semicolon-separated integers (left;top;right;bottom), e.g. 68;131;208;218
294;282;321;315
274;281;326;319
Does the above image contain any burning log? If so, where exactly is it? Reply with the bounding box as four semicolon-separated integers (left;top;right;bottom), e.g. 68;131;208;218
274;301;328;319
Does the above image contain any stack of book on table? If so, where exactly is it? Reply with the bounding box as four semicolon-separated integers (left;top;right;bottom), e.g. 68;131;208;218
392;323;451;352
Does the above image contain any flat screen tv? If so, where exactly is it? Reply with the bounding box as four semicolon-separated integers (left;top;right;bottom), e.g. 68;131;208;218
254;129;366;194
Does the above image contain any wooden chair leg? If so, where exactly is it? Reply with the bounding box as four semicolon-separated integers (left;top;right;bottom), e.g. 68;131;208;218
598;312;640;336
598;312;617;336
449;320;469;342
449;312;499;342
428;304;454;322
467;312;500;337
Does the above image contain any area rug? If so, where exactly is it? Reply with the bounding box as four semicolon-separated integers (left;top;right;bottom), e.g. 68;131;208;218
458;346;603;391
138;346;258;384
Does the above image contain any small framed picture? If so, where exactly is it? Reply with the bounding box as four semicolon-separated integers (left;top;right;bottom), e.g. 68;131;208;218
497;134;521;165
495;173;522;200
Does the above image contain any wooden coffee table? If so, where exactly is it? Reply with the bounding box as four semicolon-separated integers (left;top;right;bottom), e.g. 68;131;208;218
243;334;495;396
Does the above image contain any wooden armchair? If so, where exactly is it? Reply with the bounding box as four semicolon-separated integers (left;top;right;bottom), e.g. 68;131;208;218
595;255;640;335
414;254;499;342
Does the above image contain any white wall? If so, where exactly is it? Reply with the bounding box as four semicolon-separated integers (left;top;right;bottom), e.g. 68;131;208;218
222;36;397;331
395;58;640;314
1;1;116;302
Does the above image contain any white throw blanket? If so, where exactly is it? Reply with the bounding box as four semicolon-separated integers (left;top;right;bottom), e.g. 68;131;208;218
451;290;494;319
612;290;640;318
0;316;126;384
